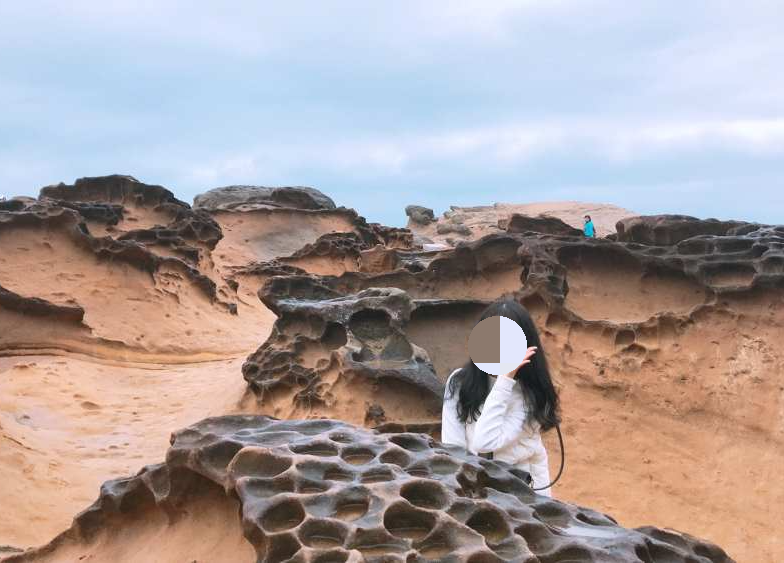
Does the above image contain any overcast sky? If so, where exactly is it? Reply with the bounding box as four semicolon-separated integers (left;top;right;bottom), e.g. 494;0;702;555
1;1;782;226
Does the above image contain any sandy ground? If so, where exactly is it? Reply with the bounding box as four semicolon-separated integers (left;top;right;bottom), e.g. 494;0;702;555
0;353;258;549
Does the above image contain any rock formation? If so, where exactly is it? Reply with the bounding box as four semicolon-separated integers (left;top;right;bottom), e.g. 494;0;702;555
243;285;444;426
1;175;780;562
406;202;635;246
405;204;435;226
502;214;584;237
615;214;755;246
193;185;337;212
6;417;732;563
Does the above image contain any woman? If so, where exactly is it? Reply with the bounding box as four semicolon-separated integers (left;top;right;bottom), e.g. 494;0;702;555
441;299;561;496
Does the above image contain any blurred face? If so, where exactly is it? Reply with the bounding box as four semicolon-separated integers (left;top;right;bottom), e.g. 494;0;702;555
584;216;590;222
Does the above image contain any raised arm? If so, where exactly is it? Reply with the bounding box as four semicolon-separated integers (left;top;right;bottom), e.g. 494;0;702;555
471;375;527;453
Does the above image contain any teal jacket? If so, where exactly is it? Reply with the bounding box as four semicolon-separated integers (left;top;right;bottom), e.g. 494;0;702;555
584;221;595;237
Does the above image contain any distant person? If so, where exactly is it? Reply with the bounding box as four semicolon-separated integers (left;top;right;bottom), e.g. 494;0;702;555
583;215;595;238
442;299;561;496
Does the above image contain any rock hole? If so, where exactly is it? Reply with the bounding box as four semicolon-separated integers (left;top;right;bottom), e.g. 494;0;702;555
614;329;635;347
296;478;331;494
291;441;339;457
299;519;348;549
430;456;460;475
334;498;370;521
350;528;407;557
389;434;430;452
239;476;295;498
322;322;348;350
420;541;451;559
329;432;354;444
324;466;355;482
349;309;392;342
313;550;350;563
200;440;244;476
405;465;432;478
532;501;572;527
379;448;411;467
380;333;413;360
417;530;453;559
264;532;301;562
514;522;552;552
297;460;353;482
229;447;292;479
574;511;612;526
400;480;448;510
341;447;376;465
466;507;510;543
383;503;437;541
361;467;395;483
261;498;305;533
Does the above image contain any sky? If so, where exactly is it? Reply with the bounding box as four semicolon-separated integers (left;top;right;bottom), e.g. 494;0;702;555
1;0;783;227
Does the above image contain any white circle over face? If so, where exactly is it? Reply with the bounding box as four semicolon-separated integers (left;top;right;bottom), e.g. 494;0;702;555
469;315;528;376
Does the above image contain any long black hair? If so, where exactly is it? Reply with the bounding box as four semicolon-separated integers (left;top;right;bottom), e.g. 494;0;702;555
448;299;561;431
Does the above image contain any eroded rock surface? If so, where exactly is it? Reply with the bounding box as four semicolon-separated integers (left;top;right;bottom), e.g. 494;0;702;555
405;205;435;225
243;287;444;425
407;202;635;246
616;215;756;245
0;175;777;561
194;185;337;212
6;416;733;563
503;214;584;237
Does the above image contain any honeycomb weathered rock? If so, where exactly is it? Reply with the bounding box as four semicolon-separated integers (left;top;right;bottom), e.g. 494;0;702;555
242;287;444;424
6;416;733;563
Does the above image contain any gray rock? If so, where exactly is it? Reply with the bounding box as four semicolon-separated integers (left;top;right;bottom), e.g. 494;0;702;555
504;213;583;237
436;222;471;236
11;416;734;562
194;185;336;212
405;205;435;225
615;214;753;246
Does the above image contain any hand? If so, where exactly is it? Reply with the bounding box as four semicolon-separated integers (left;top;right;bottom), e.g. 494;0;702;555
503;346;537;379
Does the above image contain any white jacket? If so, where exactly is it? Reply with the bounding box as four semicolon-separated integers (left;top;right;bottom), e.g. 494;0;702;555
441;369;552;496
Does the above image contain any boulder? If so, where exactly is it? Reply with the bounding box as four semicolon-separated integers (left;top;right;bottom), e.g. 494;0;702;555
405;205;435;225
504;213;583;236
194;185;336;211
8;416;734;562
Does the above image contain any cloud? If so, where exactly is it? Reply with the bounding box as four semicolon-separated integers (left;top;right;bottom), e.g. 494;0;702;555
1;0;783;227
185;117;784;186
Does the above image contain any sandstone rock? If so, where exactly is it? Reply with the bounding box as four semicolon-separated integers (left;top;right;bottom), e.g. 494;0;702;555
405;205;435;225
40;174;183;208
193;185;336;211
360;245;401;274
36;175;223;265
242;286;444;425
615;214;753;246
516;226;784;308
0;206;227;308
0;284;85;324
368;223;414;250
288;232;365;264
504;213;583;237
436;222;472;236
7;416;733;562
